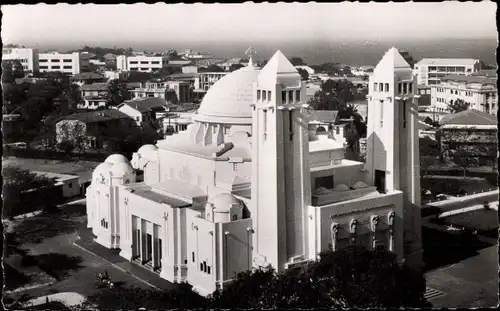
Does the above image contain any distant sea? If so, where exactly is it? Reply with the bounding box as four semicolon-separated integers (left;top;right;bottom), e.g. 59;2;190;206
49;37;497;67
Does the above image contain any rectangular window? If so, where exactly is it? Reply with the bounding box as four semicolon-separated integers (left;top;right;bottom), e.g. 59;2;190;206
398;83;402;94
380;101;384;127
52;66;60;69
296;90;301;102
257;90;261;101
63;59;72;63
374;83;378;91
379;83;384;92
408;83;413;94
232;163;238;171
282;91;287;102
289;111;293;140
336;126;340;135
203;261;207;273
63;66;72;69
384;83;389;92
68;183;73;188
262;90;267;101
315;175;334;189
140;61;148;64
151;61;160;64
192;252;195;262
200;263;203;271
40;65;48;69
207;266;211;274
428;66;437;71
402;83;408;94
51;59;60;62
288;90;293;103
130;61;138;64
268;91;272;102
39;59;48;63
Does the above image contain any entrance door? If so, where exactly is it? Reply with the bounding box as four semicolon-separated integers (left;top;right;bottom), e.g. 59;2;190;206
146;234;153;262
375;170;386;193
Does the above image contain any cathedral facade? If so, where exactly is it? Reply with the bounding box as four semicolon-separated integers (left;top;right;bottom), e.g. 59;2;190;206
86;48;422;295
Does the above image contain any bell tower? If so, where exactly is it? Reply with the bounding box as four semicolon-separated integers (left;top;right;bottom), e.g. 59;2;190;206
250;50;311;272
365;47;423;269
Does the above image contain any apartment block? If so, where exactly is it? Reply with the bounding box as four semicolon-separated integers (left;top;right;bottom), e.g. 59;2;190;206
414;58;480;86
116;55;169;72
1;48;39;72
38;52;89;75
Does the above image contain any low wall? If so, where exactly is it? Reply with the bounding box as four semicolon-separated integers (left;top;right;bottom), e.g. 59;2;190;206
421;189;499;217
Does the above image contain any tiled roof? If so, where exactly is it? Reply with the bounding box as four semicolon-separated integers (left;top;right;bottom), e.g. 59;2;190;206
307;110;339;123
61;109;130;123
441;74;496;85
439;109;497;126
71;72;105;80
471;69;497;78
120;97;168;113
416;58;479;66
80;82;109;91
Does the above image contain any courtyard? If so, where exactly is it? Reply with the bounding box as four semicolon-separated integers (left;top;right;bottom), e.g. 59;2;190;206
422;208;498;308
3;199;172;308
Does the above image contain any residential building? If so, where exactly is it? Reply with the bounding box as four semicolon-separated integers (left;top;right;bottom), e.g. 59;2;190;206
103;53;118;63
417;85;431;107
414;58;481;86
430;74;497;115
56;110;133;149
103;70;129;81
71;72;107;86
89;59;107;66
182;66;199;74
195;72;227;91
32;171;80;198
168;60;194;67
78;83;109;110
38;51;90;75
116;55;169;72
132;80;193;104
438;109;497;167
86;48;423;296
471;69;497;78
162;109;196;135
117;97;169;126
1;47;39;72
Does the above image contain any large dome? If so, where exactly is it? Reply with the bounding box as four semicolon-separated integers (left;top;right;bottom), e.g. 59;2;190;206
194;65;260;125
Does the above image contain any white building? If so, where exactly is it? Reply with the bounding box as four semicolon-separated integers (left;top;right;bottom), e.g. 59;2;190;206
414;58;481;86
1;47;39;72
103;70;129;81
32;171;80;198
116;55;169;72
430;75;497;115
86;48;423;296
132;81;193;104
195;72;227;91
38;52;90;75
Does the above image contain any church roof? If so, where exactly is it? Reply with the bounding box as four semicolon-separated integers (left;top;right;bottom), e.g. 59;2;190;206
374;47;411;72
194;64;260;124
439;109;497;126
262;50;298;75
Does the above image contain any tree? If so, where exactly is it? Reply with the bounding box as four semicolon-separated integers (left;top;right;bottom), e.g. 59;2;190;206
452;150;479;179
229;63;245;72
152;66;181;79
297;68;309;81
107;79;131;107
127;71;153;83
57;140;75;155
290;57;306;66
448;98;469;114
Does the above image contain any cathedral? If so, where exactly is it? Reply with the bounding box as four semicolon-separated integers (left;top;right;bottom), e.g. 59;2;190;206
86;48;423;295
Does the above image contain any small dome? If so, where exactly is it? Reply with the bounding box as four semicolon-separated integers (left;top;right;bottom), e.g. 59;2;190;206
314;187;332;195
105;154;129;165
211;193;241;213
93;162;113;177
333;184;350;191
137;144;159;161
352;181;369;189
110;162;134;176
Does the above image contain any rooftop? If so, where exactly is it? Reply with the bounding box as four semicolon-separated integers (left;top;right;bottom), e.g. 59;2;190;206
441;75;496;85
80;82;109;91
71;72;105;80
61;109;130;123
119;97;169;113
416;58;479;66
125;183;191;207
439;109;497;126
470;69;497;78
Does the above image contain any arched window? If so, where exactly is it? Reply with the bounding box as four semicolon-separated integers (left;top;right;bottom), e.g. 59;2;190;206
232;214;238;221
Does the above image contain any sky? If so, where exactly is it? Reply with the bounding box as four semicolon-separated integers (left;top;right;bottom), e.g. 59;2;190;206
1;2;497;50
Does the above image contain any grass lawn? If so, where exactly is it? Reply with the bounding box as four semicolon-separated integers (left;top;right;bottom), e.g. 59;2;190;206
441;209;498;239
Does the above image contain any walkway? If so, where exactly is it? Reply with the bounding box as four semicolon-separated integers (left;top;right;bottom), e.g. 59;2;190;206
75;222;177;291
22;292;86;308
